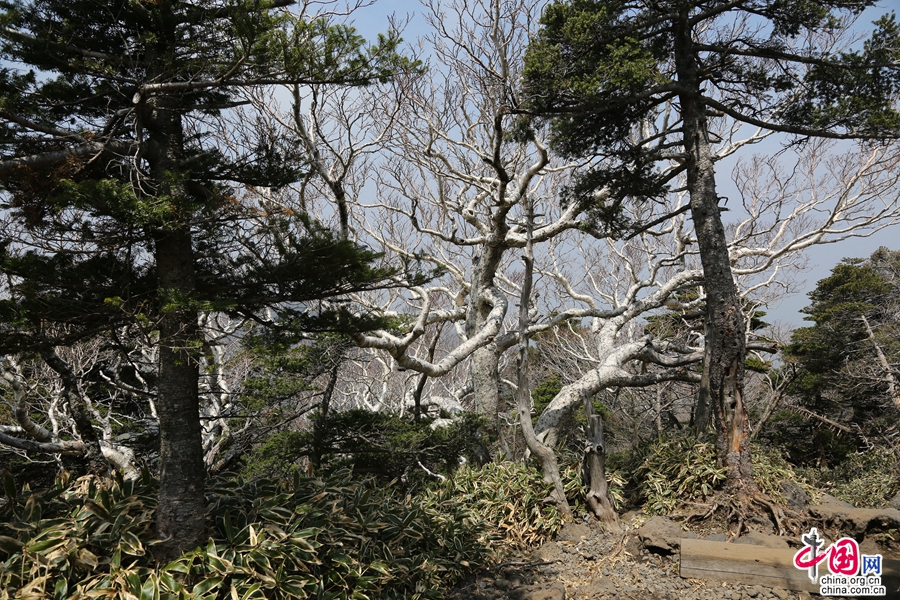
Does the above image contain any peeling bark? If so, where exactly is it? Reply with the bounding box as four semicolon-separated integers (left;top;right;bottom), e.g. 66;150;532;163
673;13;755;493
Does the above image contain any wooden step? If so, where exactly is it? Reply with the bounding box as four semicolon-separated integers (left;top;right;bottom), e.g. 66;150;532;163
680;538;900;595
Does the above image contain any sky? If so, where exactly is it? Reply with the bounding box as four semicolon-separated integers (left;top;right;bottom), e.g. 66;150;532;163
744;0;900;327
341;0;900;329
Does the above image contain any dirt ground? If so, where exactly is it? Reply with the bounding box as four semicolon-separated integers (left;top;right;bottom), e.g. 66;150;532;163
447;508;900;600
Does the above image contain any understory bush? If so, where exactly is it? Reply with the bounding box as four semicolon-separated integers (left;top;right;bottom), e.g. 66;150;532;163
422;462;566;548
626;434;812;515
243;410;488;488
799;447;900;508
0;468;491;599
633;435;727;515
752;443;817;503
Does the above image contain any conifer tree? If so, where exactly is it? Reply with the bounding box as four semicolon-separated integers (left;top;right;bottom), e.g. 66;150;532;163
523;0;900;494
0;0;410;557
784;248;900;462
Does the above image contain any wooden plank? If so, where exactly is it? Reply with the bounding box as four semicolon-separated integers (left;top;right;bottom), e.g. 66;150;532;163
681;539;818;592
680;538;900;595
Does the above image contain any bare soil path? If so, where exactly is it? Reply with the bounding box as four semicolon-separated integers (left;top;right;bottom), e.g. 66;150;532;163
448;510;899;600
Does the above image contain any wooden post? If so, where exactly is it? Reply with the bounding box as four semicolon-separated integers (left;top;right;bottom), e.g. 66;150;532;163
582;398;620;530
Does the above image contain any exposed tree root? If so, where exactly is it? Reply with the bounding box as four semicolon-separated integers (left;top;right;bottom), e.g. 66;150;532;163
679;491;805;539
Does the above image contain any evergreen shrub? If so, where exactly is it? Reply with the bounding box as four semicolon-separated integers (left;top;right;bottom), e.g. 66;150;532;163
0;468;490;599
622;434;812;515
799;448;900;508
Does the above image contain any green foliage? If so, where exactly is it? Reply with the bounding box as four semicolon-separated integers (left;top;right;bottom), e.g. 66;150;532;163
622;434;811;514
421;462;565;548
522;0;900;233
632;435;727;515
242;410;489;487
0;468;490;599
241;334;349;413
784;13;900;135
751;445;816;503
530;375;563;422
799;448;900;508
756;409;857;467
0;0;416;348
783;248;900;463
241;430;310;480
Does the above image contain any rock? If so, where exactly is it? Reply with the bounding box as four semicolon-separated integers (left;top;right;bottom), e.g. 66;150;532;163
624;534;643;556
507;583;565;600
860;536;884;556
531;541;564;562
779;480;809;510
557;523;592;543
634;516;697;554
817;493;855;508
735;530;790;549
807;505;900;538
495;578;512;591
621;510;643;523
888;491;900;511
771;588;789;599
575;580;616;597
705;533;727;542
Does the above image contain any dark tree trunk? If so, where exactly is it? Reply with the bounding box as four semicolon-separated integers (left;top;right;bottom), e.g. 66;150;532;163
673;14;756;494
310;360;340;470
693;346;712;432
582;399;620;530
153;227;207;559
412;324;442;422
143;26;208;555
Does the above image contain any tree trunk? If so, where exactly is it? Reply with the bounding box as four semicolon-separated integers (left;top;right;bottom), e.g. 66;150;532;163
674;14;756;494
471;344;501;421
466;246;506;442
311;360;340;470
516;195;570;517
153;227;207;559
144;27;208;554
861;314;900;408
693;344;712;432
412;324;442;422
582;399;620;530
